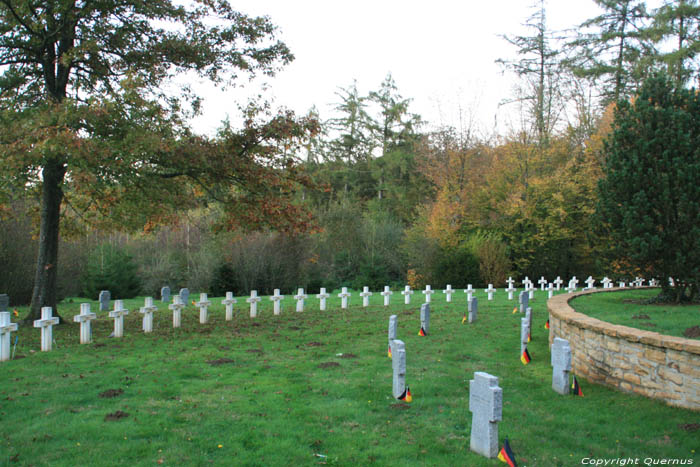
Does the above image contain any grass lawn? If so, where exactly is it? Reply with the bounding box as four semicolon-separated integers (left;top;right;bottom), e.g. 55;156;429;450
570;288;700;339
1;288;698;466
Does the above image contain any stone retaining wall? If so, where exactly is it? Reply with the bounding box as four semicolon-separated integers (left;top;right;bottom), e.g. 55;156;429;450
548;288;700;410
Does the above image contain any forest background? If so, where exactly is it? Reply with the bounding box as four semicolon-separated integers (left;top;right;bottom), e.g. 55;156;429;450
1;0;698;305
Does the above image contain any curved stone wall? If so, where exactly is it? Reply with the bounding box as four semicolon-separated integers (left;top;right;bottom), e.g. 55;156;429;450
548;288;700;410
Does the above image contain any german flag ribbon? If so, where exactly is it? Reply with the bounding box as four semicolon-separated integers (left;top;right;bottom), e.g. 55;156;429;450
497;438;518;466
520;347;531;365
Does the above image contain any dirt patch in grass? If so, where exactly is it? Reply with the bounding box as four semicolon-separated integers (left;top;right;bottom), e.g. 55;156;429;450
402;311;413;315
104;410;129;421
288;326;300;330
679;423;700;432
246;349;263;354
632;314;651;320
99;388;123;398
306;342;323;347
12;355;25;360
207;358;235;366
390;403;410;410
640;322;657;328
337;353;357;359
317;362;340;369
683;326;700;338
251;323;261;327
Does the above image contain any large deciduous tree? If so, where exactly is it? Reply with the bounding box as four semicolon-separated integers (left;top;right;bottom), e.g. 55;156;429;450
0;1;318;322
597;73;700;302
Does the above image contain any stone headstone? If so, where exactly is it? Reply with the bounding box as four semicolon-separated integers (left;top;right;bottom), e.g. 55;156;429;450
525;307;533;338
521;317;530;355
0;312;19;361
33;307;59;351
169;295;185;328
420;303;430;334
222;292;237;320
270;289;284;315
551;337;572;395
109;300;129;337
519;291;529;313
554;276;563;290
99;290;111;312
484;284;496;301
294;288;307;312
381;286;393;306
388;314;397;357
0;294;8;312
584;276;596;290
505;283;516;300
316;288;330;311
469;372;503;458
443;284;454;302
547;282;554;299
468;297;478;324
465;284;474;302
391;339;406;399
140;297;157;333
179;288;190;305
73;303;96;344
422;285;434;303
195;293;212;324
401;285;413;305
338;287;351;309
160;286;171;303
538;276;548;291
247;290;261;318
360;286;372;307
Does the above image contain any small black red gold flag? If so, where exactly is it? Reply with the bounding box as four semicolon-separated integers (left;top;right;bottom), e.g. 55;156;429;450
544;319;550;330
512;307;518;314
462;314;467;324
572;375;584;396
388;345;392;358
418;327;426;336
520;347;531;365
497;438;518;467
527;333;531;343
398;386;412;402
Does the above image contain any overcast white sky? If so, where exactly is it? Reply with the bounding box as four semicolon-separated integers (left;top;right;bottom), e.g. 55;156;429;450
186;1;659;137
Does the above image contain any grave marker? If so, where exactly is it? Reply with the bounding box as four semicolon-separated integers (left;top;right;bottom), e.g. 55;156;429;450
247;290;261;318
538;276;548;291
602;277;612;289
109;300;129;338
584;276;596;290
391;339;407;399
140;297;157;333
294;288;307;312
422;285;434;303
619;281;626;288
179;288;190;306
443;285;454;302
518;291;529;313
360;286;372;308
547;282;554;299
160;286;171;303
316;288;330;311
554;276;563;291
484;284;496;301
270;289;284;315
0;312;18;361
465;284;475;302
195;293;212;324
420;303;430;335
468;297;478;324
520;317;530;355
338;287;351;309
505;282;516;300
388;314;397;357
551;337;572;395
73;303;96;344
99;290;111;312
222;292;237;320
169;295;185;328
469;372;503;458
527;281;535;300
381;286;393;306
33;307;59;351
401;285;413;305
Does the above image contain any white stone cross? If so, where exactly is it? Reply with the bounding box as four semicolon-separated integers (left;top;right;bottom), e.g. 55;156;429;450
316;288;330;311
33;307;59;351
527;281;535;300
221;292;237;320
294;288;307;312
506;277;515;290
538;276;547;291
247;290;261;318
422;285;434;303
73;303;97;344
547;282;554;299
570;276;579;289
619;281;626;288
469;372;503;459
270;289;284;315
360;286;373;308
381;286;393;306
400;285;413;305
565;281;577;294
505;282;516;300
551;337;572;395
443;284;454;302
521;276;530;289
195;293;212;324
140;297;158;333
484;284;496;301
0;312;18;361
109;300;129;337
584;276;596;290
464;284;475;302
554;276;563;291
602;277;612;289
169;295;185;328
338;287;351;309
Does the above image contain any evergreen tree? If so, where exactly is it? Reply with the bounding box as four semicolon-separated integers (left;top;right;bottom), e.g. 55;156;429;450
597;73;700;301
650;0;700;87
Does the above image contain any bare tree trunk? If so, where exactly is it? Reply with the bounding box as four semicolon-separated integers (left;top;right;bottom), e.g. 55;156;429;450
25;157;66;324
